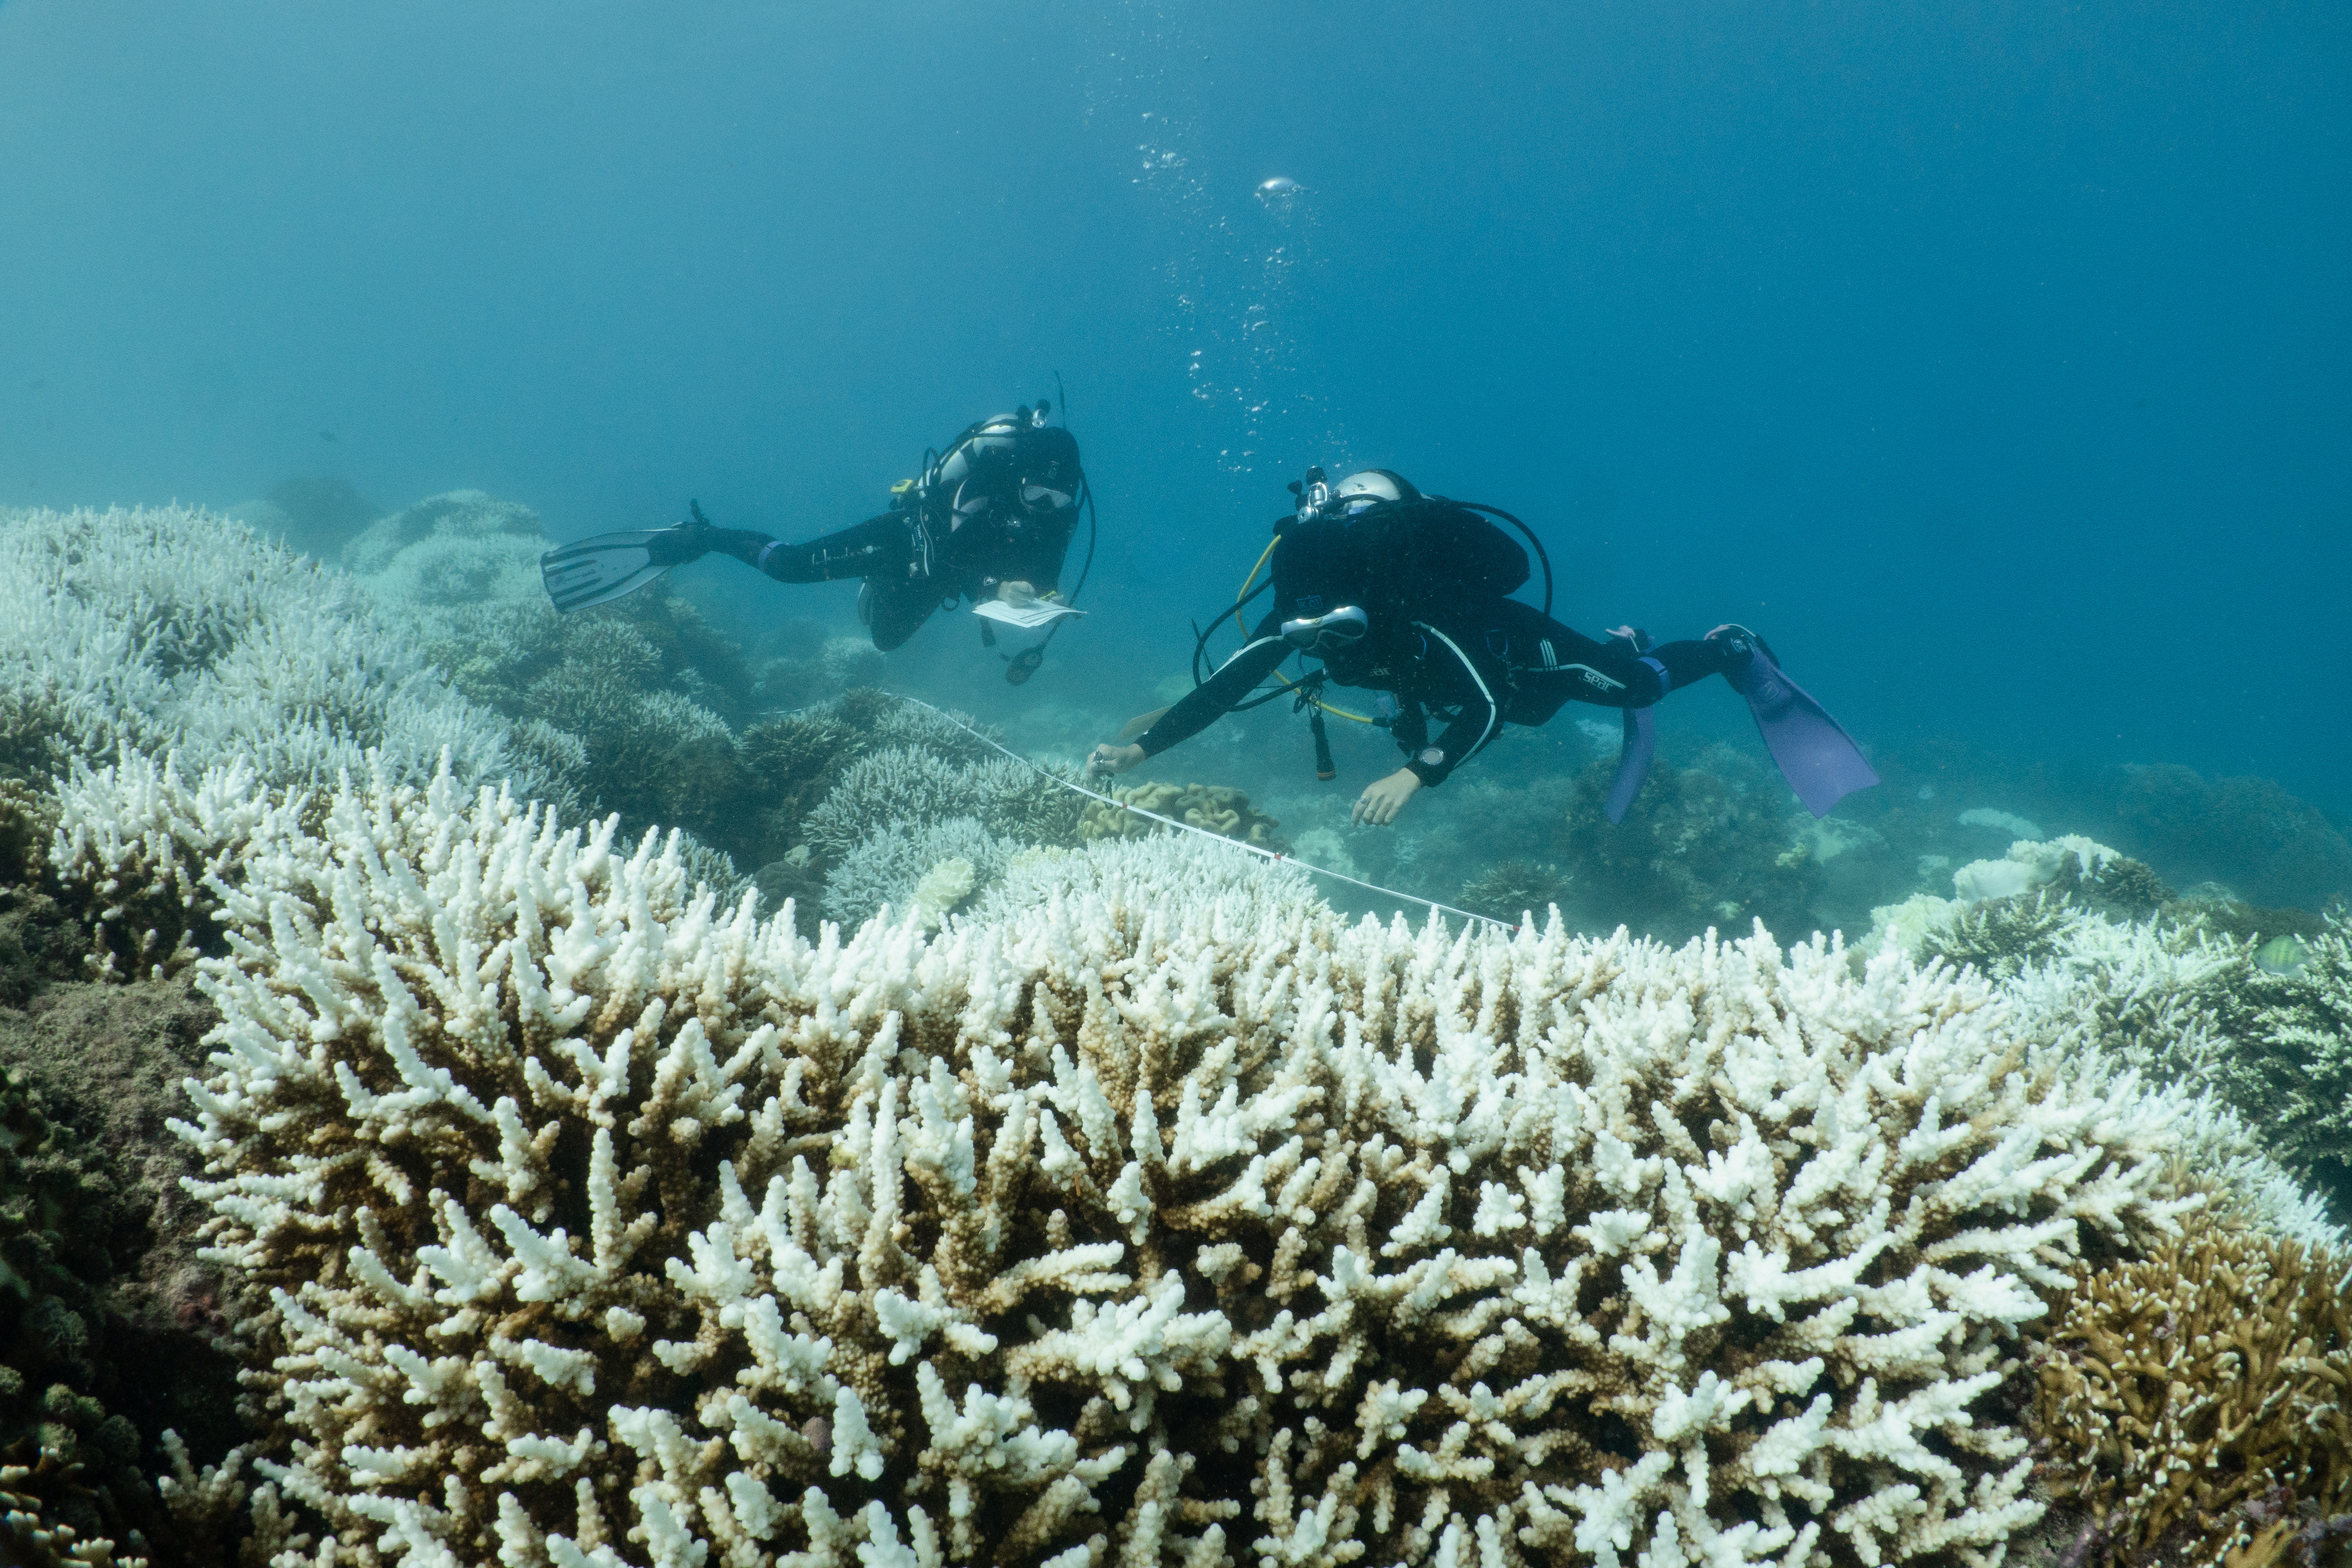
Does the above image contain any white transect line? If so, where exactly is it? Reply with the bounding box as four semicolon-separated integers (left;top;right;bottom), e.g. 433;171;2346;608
896;696;1514;931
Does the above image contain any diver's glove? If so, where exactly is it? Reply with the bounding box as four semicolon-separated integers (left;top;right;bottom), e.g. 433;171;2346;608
1606;624;1656;654
645;500;722;567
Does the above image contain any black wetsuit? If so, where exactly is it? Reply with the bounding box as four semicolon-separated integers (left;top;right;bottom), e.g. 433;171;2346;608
1137;548;1743;787
698;418;1084;650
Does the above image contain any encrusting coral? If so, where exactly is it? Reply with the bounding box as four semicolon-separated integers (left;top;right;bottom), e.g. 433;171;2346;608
2033;1217;2352;1568
153;749;2322;1568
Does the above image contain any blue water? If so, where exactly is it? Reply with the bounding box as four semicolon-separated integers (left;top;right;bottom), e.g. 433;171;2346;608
3;0;2346;818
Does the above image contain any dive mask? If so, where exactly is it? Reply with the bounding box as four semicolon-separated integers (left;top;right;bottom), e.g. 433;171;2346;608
1280;604;1369;655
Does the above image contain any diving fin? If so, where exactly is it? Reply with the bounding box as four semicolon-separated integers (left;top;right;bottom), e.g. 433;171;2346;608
541;530;673;613
1604;706;1657;824
1725;642;1878;818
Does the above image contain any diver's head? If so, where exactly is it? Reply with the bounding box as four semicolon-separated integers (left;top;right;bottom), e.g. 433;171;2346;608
1293;466;1420;523
1018;422;1083;513
1331;469;1420;511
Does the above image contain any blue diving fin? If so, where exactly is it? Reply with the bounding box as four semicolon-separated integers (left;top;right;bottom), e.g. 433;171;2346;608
1724;639;1878;818
1605;706;1657;823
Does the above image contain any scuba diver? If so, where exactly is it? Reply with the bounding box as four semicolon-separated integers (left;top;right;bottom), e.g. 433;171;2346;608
1087;467;1876;826
540;403;1093;679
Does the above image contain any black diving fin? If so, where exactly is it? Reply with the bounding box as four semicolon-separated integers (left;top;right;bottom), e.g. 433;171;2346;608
540;530;674;613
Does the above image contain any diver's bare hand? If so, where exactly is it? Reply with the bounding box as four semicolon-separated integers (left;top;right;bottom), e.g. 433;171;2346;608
1352;767;1423;826
1088;742;1146;778
996;579;1039;606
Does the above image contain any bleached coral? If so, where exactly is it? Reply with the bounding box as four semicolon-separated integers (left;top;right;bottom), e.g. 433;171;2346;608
1950;835;2117;903
821;817;1013;927
157;751;2310;1568
346;493;750;848
341;488;545;581
1955;809;2042;841
803;746;1080;859
0;503;549;799
1868;837;2166;969
2198;911;2352;1204
969;832;1318;930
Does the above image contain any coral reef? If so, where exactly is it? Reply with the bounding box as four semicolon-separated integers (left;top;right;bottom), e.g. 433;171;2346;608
1867;838;2170;976
0;1044;254;1565
346;491;756;860
1555;745;1834;943
0;776;270;1568
156;751;2310;1568
743;697;1039;933
0;503;549;801
1078;780;1285;852
228;475;383;561
2034;1218;2352;1568
1956;809;2043;841
2107;765;2352;914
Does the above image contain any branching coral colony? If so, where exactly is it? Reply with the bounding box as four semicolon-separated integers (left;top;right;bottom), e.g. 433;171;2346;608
157;754;2330;1568
2035;1219;2352;1568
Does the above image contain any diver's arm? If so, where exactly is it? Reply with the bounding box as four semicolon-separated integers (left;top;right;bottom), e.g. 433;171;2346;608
998;511;1079;599
1407;706;1496;787
1401;621;1506;787
1129;612;1292;758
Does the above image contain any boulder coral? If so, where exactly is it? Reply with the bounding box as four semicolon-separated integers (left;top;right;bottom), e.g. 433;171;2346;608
155;754;2321;1568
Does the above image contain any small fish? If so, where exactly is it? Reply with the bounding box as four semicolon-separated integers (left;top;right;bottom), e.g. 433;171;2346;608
318;430;338;443
1119;706;1171;740
2255;935;2309;977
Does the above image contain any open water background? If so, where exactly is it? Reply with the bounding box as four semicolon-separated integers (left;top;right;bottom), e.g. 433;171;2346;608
2;0;2345;822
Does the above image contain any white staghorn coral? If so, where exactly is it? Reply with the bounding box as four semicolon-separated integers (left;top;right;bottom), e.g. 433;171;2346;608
802;746;1078;859
0;503;549;799
165;759;2319;1568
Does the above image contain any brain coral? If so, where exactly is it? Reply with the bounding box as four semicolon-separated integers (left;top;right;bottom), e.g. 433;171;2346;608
164;756;2313;1568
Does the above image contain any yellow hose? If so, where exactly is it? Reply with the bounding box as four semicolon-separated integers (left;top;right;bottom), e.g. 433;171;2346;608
1232;533;1376;726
